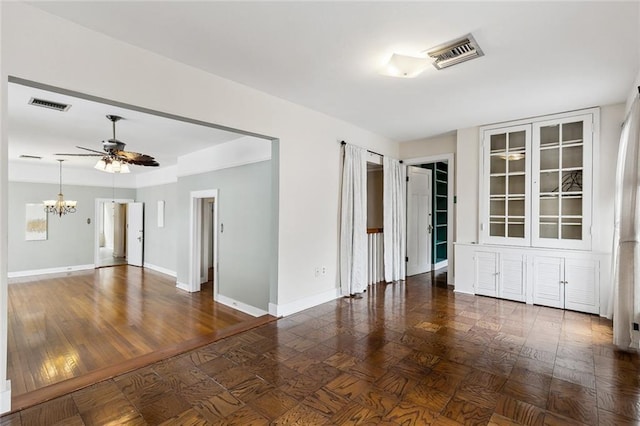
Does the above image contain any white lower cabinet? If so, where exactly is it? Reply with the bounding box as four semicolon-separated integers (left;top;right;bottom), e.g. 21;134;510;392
533;256;599;314
475;251;526;302
454;243;604;315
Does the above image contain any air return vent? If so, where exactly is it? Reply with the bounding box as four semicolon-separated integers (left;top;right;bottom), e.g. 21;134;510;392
427;34;484;70
28;97;71;112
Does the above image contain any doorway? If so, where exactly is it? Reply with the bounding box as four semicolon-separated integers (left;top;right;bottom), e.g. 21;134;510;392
404;154;454;281
188;189;219;296
94;198;134;267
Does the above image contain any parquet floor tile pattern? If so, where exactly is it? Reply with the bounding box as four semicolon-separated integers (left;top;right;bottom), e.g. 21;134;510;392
2;269;640;425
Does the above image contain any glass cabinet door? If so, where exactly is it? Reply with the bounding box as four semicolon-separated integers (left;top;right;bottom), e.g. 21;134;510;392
482;125;531;245
533;115;592;249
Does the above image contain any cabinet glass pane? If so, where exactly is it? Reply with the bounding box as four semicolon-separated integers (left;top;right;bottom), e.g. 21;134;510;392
540;218;559;239
509;131;526;150
562;145;583;169
508;224;525;238
562;121;583;142
490;221;505;237
508;175;525;195
540;171;559;193
562;197;582;216
540;124;559;147
491;134;506;152
491;156;506;174
490;176;506;195
540;196;559;215
562;222;582;240
561;171;582;192
509;157;525;173
490;199;505;216
540;148;559;170
508;199;525;216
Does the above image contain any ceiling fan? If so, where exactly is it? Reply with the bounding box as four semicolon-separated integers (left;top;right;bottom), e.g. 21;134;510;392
56;115;159;173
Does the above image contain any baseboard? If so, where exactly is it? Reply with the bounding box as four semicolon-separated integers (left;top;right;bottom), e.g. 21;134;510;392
0;380;11;414
433;260;448;270
217;294;268;317
8;264;94;279
176;281;194;292
453;288;475;296
269;287;341;317
143;263;177;278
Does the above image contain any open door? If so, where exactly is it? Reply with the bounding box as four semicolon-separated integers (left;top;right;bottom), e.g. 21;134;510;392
127;202;144;267
406;166;432;276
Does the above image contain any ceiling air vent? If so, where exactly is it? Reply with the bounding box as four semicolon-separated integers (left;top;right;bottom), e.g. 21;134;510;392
427;34;484;70
28;97;71;112
19;155;42;159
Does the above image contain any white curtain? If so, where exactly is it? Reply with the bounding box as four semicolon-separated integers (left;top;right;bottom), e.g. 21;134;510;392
612;95;640;349
383;156;406;282
340;143;368;296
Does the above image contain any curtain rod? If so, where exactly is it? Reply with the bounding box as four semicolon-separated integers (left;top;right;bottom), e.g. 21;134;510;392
340;141;403;164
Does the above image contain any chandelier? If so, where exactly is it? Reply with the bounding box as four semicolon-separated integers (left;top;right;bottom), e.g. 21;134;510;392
44;160;77;217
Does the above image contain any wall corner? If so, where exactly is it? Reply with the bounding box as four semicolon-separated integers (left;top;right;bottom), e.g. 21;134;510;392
0;380;11;414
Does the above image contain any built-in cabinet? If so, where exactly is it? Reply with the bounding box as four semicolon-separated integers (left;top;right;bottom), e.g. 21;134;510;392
455;107;604;315
481;109;595;250
533;256;599;314
456;243;605;315
475;251;526;302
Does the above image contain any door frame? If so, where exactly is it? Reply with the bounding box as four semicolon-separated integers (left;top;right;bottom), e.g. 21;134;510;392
404;154;455;283
188;189;219;296
94;197;134;267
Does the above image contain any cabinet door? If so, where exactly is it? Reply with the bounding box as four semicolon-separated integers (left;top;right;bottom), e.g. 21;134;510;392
480;125;531;246
532;114;593;250
500;254;526;302
475;251;498;297
564;258;599;314
533;256;563;308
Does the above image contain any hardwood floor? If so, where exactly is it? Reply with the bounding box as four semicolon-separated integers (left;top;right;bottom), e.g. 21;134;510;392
7;266;265;400
2;269;640;425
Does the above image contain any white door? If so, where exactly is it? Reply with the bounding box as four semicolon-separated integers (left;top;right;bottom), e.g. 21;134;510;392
533;256;563;308
406;166;432;276
475;251;498;297
500;254;526;302
127;202;144;267
564;258;599;314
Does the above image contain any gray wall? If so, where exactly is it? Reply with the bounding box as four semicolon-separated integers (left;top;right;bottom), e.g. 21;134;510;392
8;182;135;272
136;182;177;273
176;160;272;311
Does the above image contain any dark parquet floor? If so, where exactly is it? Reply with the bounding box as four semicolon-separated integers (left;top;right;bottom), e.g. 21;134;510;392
2;269;640;425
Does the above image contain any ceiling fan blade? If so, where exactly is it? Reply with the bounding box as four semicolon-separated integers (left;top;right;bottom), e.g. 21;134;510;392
76;146;107;155
115;150;159;167
55;153;103;157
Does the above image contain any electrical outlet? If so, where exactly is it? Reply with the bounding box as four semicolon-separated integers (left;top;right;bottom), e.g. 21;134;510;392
321;266;327;276
314;267;320;277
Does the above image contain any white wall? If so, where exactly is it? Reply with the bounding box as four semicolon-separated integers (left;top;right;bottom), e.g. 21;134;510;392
399;132;456;159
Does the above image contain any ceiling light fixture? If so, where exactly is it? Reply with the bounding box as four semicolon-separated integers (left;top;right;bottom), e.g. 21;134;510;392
44;160;77;217
94;157;130;174
381;53;429;78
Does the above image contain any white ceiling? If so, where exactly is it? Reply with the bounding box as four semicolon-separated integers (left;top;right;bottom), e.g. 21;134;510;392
28;1;640;143
9;82;249;172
